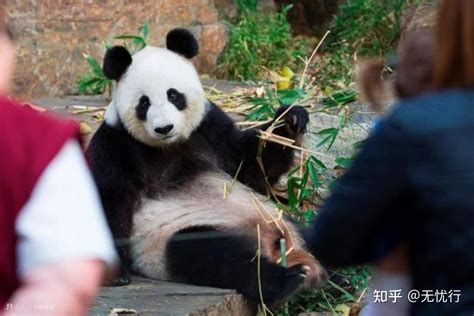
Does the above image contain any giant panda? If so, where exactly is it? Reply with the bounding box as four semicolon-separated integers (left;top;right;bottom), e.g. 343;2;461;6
87;28;325;307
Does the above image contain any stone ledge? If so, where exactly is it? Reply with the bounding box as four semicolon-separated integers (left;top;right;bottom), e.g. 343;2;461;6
90;277;257;316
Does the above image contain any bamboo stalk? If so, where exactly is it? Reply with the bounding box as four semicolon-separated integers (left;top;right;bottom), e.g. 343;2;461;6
299;30;331;89
256;224;273;316
279;239;287;267
258;131;333;159
224;160;244;199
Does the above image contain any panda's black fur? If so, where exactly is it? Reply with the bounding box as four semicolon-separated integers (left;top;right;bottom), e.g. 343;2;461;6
166;28;199;59
87;28;324;306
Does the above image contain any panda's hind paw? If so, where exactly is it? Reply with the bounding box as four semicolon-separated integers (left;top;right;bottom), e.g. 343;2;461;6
265;264;308;308
284;264;308;289
278;265;308;298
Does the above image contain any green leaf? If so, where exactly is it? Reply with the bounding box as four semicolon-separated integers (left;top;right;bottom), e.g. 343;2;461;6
307;163;320;188
328;178;340;191
302;210;316;223
247;103;273;121
114;35;145;41
141;20;150;42
317;127;339;136
246;85;278;121
133;37;147;49
86;56;104;76
115;34;147;49
353;139;366;150
316;127;340;149
287;177;299;208
309;156;327;169
322;89;357;108
327;280;356;301
79;75;101;86
277;88;306;106
335;157;354;169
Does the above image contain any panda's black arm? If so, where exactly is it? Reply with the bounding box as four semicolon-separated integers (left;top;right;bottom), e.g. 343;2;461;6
198;102;308;194
94;172;137;283
87;124;143;284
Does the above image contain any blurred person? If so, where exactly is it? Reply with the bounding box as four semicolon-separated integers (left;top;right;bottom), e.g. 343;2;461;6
358;29;435;114
307;1;474;315
0;13;116;316
356;29;435;316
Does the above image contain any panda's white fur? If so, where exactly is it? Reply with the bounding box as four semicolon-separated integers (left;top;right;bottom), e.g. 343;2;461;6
131;172;308;280
106;46;207;147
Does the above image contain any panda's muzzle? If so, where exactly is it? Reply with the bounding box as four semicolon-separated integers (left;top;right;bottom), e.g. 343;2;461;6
154;124;174;136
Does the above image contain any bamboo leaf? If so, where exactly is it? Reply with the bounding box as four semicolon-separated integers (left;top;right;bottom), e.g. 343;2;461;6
85;56;104;76
141;20;150;42
335;157;354;169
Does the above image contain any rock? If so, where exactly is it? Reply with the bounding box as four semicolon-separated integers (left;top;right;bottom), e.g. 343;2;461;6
196;24;228;72
91;277;257;316
401;3;438;36
274;0;344;36
214;0;275;18
2;1;228;98
305;106;373;169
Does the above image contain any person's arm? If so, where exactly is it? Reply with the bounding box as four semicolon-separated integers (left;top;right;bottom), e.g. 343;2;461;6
307;118;412;267
5;260;104;316
8;140;117;315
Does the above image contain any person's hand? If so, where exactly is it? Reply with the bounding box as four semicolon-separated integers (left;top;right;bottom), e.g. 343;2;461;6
4;281;83;316
4;259;105;316
0;27;16;95
0;18;16;95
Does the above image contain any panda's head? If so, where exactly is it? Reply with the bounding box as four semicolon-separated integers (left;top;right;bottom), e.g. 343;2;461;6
103;28;206;147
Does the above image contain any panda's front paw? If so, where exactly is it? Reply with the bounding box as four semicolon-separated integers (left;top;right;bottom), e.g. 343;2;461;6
114;272;131;286
107;267;131;286
274;106;309;139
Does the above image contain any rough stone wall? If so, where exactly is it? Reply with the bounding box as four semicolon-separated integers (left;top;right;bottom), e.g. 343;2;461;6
274;0;344;36
3;0;228;97
401;2;437;36
214;0;274;18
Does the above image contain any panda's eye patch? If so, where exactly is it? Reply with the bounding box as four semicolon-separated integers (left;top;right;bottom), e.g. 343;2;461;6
136;95;151;120
167;88;187;111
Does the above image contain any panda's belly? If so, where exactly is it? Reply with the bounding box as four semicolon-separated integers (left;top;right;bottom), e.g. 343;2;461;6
130;171;283;279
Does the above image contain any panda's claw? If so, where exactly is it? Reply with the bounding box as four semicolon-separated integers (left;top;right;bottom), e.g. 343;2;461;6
291;114;298;127
275;106;309;137
284;264;308;286
114;272;131;286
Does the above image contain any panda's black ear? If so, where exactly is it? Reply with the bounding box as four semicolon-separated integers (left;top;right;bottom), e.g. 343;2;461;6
166;28;199;59
103;46;132;81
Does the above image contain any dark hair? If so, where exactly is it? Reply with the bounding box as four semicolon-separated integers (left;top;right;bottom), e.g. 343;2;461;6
434;0;474;89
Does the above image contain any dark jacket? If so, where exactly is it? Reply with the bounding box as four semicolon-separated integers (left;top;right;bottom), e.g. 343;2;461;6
307;90;474;316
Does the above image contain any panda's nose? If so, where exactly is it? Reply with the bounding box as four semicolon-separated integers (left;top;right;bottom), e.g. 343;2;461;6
154;125;174;135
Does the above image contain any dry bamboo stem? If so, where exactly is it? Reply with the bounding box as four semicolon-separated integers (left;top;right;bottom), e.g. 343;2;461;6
299;30;331;89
